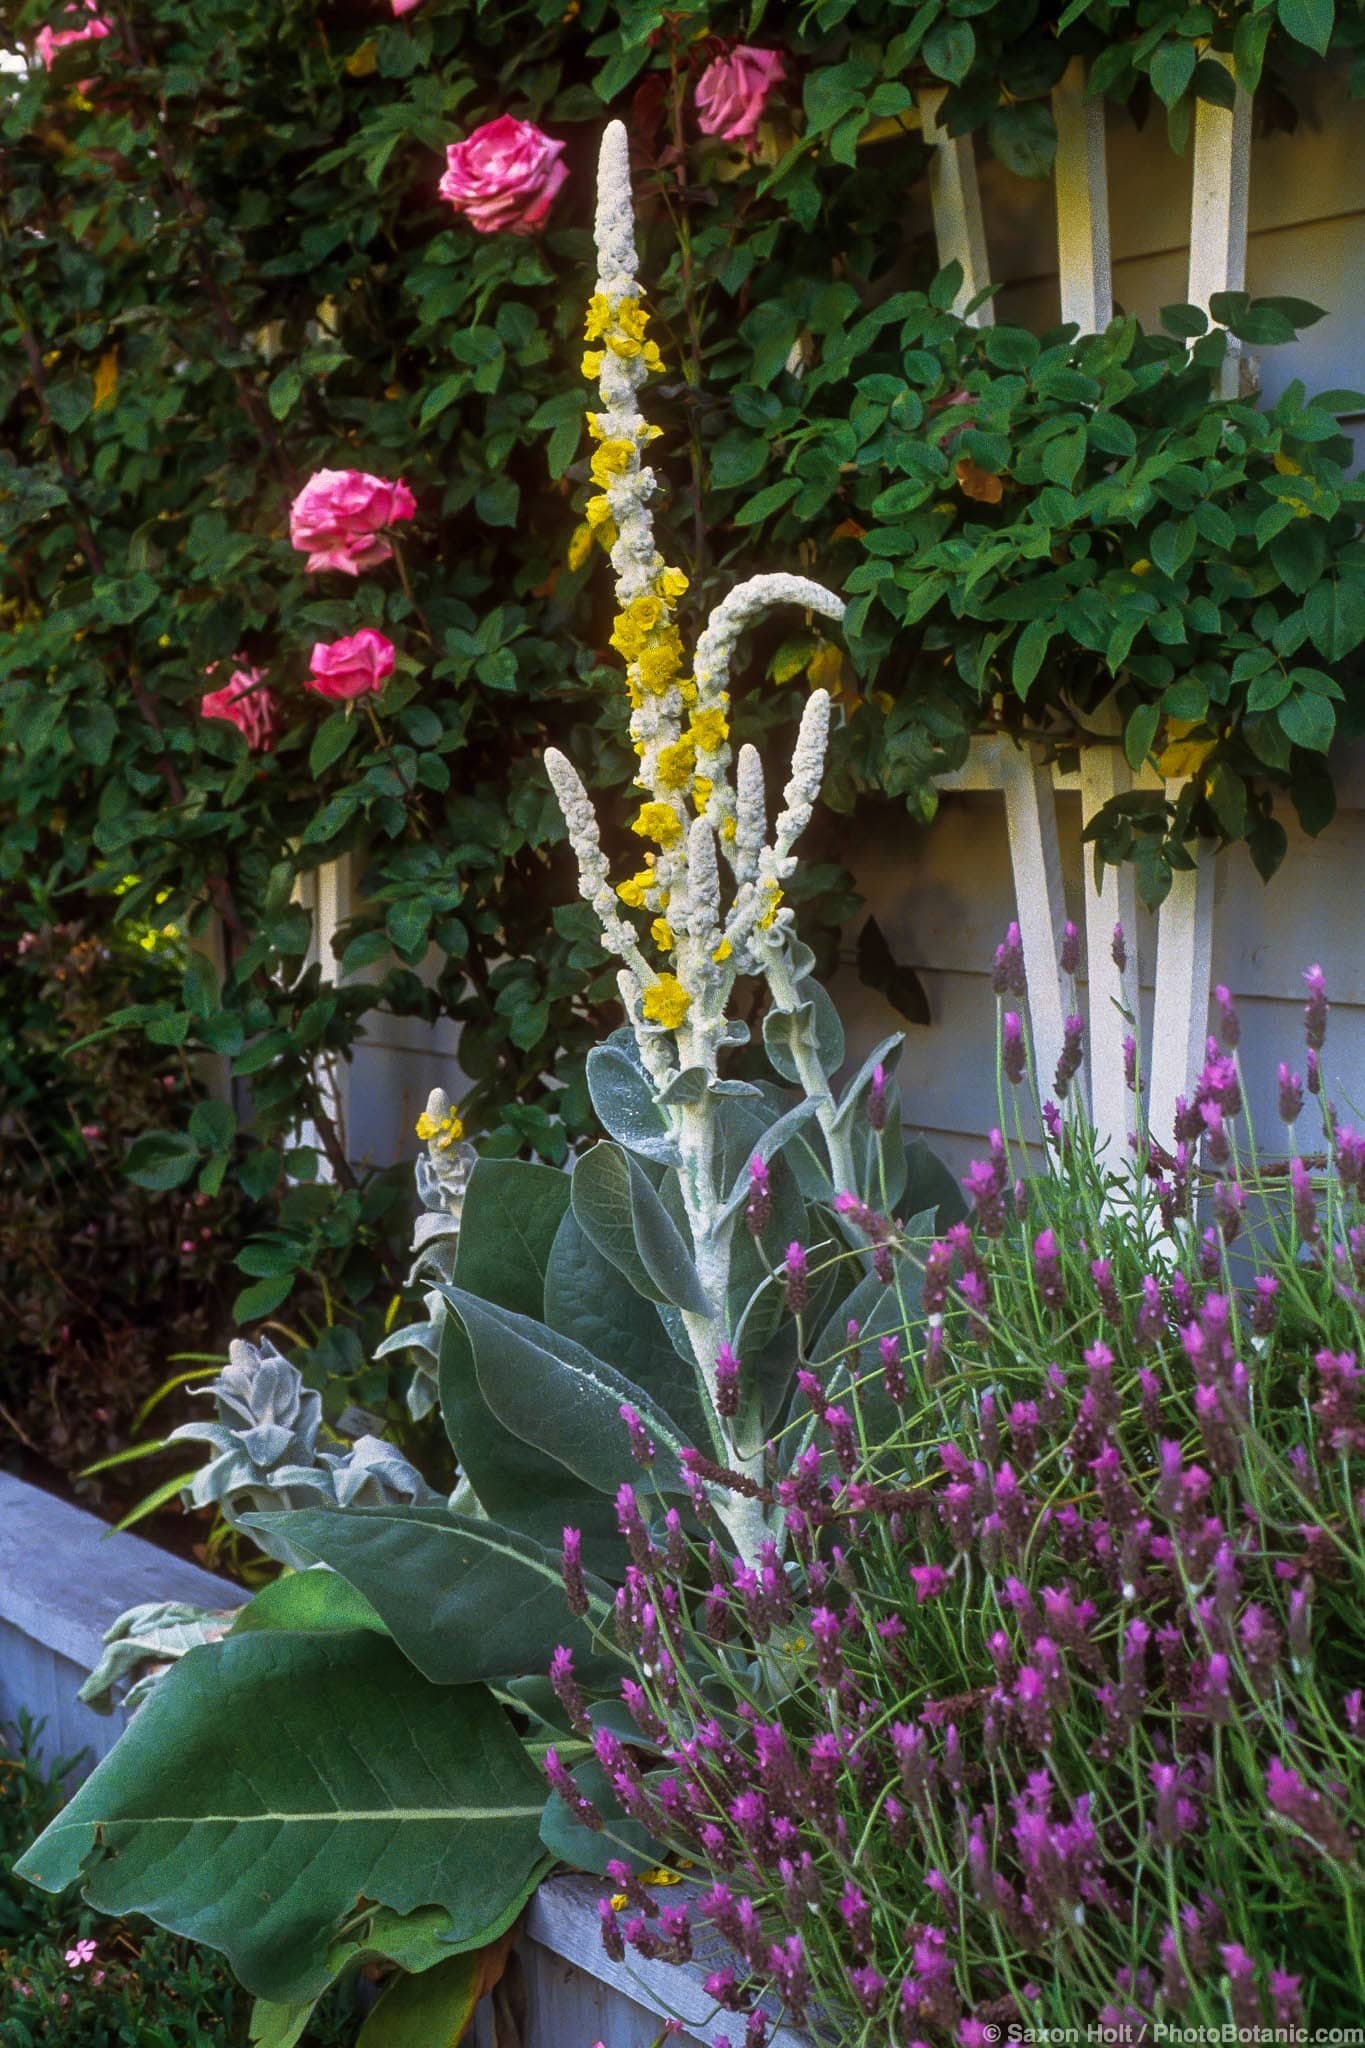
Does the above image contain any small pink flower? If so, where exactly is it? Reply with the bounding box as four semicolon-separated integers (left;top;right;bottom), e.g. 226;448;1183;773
91;1970;106;1987
199;666;278;752
80;1123;102;1141
65;1939;98;1969
439;115;568;236
289;468;416;576
305;628;395;703
695;45;785;145
35;1;109;69
391;0;422;11
909;1563;949;1605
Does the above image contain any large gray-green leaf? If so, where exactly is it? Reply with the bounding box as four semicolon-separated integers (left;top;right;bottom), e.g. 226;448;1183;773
437;1305;620;1573
252;1504;617;1686
440;1286;690;1494
714;1097;824;1227
544;1208;707;1446
571;1140;709;1314
539;1759;660;1876
828;1032;904;1140
230;1568;387;1639
763;977;845;1084
452;1158;571;1320
585;1042;678;1162
16;1630;547;2002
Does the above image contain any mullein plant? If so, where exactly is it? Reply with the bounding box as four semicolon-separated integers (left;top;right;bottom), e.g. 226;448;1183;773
546;120;876;1561
549;939;1365;2042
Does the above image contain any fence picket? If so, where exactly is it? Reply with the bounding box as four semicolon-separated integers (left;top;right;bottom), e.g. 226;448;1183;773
917;87;995;324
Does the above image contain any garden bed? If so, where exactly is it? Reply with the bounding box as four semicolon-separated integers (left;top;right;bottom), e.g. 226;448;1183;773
0;1472;803;2047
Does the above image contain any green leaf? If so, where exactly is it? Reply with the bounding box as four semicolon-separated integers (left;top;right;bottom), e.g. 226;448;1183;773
234;1274;294;1320
189;1099;236;1153
356;1952;482;2048
254;1504;616;1686
924;18;974;82
15;1630;547;2002
48;373;94;431
987;100;1056;180
1270;520;1328;596
309;712;355;777
1012;617;1053;697
571;1141;708;1314
1278;0;1333;56
1278;691;1335;752
230;1570;388;1639
732;478;802;526
539;1758;659;1876
453;1157;571;1321
1149;38;1196;108
475;476;519;528
584;1042;676;1163
124;1129;200;1191
439;1287;690;1496
436;1307;619;1569
763;979;845;1084
1124;703;1160;771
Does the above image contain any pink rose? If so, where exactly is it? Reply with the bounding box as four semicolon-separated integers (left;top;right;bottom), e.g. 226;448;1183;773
305;628;395;703
35;1;109;68
289;468;416;576
439;115;568;237
695;46;785;145
200;666;278;752
391;0;422;11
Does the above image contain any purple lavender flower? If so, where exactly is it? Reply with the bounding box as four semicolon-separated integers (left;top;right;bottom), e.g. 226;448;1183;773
1271;1971;1304;2029
838;1880;872;1953
768;1934;810;2023
1291;1157;1319;1245
962;1156;1008;1238
1220;1944;1260;2028
847;1963;886;2015
825;1403;857;1476
1250;1273;1279;1335
561;1526;587;1616
1213;1177;1244;1246
1090;1256;1121;1325
1308;1045;1322;1096
598;1894;625;1960
545;1746;603;1831
620;1402;656;1467
1112;922;1128;973
992;921;1027;999
1123;1032;1138;1093
783;1241;808;1313
1002;1010;1026;1085
867;1063;888;1132
1060;920;1081;976
879;1333;907;1404
549;1645;588;1733
909;1562;949;1605
715;1342;740;1420
810;1606;845;1690
1053;1012;1085;1099
1266;1758;1353;1859
1032;1228;1065;1312
1135;1273;1165;1349
1303;963;1328;1050
1278;1062;1303;1125
745;1153;772;1236
1213;982;1240;1049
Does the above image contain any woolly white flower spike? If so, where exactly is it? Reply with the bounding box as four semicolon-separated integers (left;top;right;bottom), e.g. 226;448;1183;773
694;573;845;706
594;119;639;302
545;746;654;982
732;743;768;891
774;689;833;859
684;815;721;948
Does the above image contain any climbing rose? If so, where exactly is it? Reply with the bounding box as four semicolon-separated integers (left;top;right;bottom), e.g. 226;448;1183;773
305;629;395;703
694;46;785;144
391;0;421;11
438;116;567;236
289;469;415;576
35;1;109;67
199;666;277;752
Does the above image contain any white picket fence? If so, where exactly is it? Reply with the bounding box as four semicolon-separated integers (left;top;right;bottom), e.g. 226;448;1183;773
921;54;1251;1154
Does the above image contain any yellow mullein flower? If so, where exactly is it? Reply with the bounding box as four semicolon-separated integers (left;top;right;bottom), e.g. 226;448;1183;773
757;882;784;930
712;937;733;962
641;340;664;372
566;523;593;572
632;802;683;847
692;775;713;810
607;332;643;360
721;816;737;844
585;494;614;530
613;299;650;343
584;292;613;341
641;975;690;1029
650;916;675;951
640;1867;682;1887
636;634;684;694
590;438;633;486
678;676;698;707
616;867;656;909
609;1892;628;1912
415;1105;465;1149
581;349;605;378
689;707;728;753
657;566;689;602
654;739;695;791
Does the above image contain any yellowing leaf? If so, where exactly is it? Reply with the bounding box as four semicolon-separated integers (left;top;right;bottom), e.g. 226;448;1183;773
1155;718;1216;780
345;39;378;77
93;350;118;411
807;642;849;695
955;457;1004;504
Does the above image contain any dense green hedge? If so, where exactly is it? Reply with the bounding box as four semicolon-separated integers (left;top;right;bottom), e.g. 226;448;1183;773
2;0;1362;1360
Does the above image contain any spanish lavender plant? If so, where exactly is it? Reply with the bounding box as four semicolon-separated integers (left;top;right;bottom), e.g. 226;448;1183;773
556;940;1365;2041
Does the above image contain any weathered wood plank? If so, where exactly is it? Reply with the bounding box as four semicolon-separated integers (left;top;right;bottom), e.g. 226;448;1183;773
917;87;995;324
293;852;355;1170
1147;817;1218;1147
1078;731;1140;1160
1188;48;1253;400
